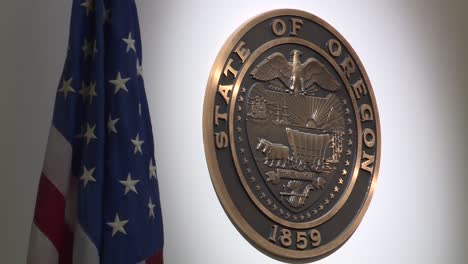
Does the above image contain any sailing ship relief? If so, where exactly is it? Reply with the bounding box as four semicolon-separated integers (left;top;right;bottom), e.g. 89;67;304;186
246;50;345;211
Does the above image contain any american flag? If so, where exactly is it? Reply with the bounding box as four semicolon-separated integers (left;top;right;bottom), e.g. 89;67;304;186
27;0;164;263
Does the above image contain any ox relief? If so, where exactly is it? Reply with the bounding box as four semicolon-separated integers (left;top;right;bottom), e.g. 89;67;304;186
203;9;380;262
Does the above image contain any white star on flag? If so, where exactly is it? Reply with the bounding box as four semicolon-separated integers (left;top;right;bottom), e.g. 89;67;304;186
83;123;97;145
148;197;156;219
104;7;111;24
119;173;140;195
149;158;157;180
78;81;89;102
107;115;119;134
122;32;136;53
82;38;92;60
58;78;75;100
80;166;96;187
107;213;128;237
131;133;144;155
87;81;97;104
136;58;144;77
109;72;130;94
80;0;94;16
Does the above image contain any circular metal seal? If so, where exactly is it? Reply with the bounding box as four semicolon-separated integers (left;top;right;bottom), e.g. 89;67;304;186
203;9;380;262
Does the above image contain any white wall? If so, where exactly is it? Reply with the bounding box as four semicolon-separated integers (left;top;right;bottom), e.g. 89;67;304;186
1;0;467;263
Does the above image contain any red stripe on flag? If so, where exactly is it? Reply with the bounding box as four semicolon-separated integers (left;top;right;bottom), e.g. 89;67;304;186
146;249;163;264
33;174;74;264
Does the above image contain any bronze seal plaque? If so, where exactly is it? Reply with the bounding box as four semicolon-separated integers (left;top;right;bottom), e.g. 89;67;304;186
203;9;380;262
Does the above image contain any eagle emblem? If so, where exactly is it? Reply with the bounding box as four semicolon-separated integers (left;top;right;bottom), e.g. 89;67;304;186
251;50;341;95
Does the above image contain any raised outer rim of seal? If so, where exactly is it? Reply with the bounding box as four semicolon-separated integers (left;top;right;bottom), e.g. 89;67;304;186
203;9;381;262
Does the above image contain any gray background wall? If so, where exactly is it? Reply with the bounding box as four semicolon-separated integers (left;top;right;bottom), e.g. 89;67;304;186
1;0;468;263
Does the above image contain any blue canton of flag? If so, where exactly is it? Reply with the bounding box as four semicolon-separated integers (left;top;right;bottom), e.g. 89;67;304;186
27;1;164;263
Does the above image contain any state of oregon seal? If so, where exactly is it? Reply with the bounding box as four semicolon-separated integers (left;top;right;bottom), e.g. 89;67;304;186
203;9;380;262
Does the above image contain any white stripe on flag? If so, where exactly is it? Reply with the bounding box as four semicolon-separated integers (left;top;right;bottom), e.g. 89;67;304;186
72;223;99;264
27;224;59;264
42;125;72;195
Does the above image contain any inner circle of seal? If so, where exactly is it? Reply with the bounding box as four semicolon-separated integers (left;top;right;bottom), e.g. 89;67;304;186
229;37;363;229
